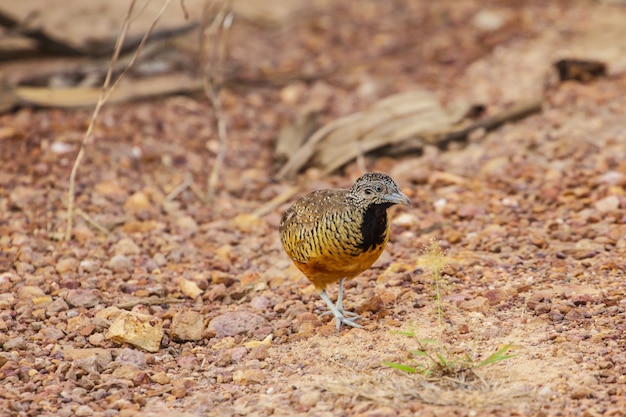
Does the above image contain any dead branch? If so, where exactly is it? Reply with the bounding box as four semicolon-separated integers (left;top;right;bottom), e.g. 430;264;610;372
277;92;543;179
0;9;83;56
434;98;542;149
14;73;202;109
0;8;197;58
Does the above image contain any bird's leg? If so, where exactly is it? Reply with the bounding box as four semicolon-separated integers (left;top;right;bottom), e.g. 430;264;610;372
319;279;360;318
319;288;362;330
336;278;360;319
336;277;345;312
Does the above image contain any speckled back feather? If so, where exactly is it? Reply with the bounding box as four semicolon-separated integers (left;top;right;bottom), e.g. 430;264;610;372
279;173;408;290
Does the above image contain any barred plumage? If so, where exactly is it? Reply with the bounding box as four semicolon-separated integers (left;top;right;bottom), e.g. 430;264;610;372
279;172;410;330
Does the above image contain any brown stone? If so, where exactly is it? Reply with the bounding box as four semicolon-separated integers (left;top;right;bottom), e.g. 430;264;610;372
106;311;164;352
458;296;489;313
170;311;205;342
233;368;266;385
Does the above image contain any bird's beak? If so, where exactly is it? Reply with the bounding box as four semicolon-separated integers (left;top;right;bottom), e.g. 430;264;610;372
384;191;411;207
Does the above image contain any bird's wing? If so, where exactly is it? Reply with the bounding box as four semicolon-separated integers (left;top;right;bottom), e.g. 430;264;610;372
280;207;319;263
280;190;349;263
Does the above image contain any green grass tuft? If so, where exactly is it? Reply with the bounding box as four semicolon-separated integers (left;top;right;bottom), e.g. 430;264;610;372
384;335;517;378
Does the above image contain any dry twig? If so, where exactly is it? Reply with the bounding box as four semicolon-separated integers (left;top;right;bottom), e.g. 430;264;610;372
200;0;233;200
165;174;207;204
75;208;111;236
251;186;300;217
165;175;195;202
64;0;174;241
116;296;184;310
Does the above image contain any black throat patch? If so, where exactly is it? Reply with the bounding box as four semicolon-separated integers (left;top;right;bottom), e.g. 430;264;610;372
357;203;392;252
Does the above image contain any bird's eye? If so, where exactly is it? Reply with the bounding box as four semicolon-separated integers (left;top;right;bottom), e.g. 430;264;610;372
375;185;382;192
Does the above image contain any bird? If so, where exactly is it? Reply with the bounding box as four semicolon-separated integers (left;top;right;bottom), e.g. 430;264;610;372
279;172;411;330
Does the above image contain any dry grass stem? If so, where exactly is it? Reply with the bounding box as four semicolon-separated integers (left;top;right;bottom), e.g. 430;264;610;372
420;238;450;327
251;186;299;217
206;87;228;200
165;175;208;203
64;0;174;241
188;179;208;202
116;296;183;310
165;177;194;202
75;208;111;236
200;0;233;200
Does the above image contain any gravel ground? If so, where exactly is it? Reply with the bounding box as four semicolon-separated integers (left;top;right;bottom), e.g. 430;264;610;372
0;1;625;416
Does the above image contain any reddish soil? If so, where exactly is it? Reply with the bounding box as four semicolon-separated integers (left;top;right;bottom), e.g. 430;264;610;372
0;1;625;416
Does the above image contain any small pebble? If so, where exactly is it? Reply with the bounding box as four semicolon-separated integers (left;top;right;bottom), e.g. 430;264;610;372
109;254;133;272
171;379;192;399
123;191;154;216
113;238;141;255
208;311;267;338
115;347;147;369
299;390;321;407
595;195;619;213
79;259;100;273
46;298;69;315
66;289;101;308
391;212;418;227
3;337;27;351
56;257;78;274
177;354;199;370
88;333;105;346
179;278;203;299
233;369;266;385
150;371;171;385
176;215;198;233
152;253;167;267
74;356;100;374
250;296;270;311
459;296;490;313
74;405;94;417
39;327;65;342
483;288;510;305
170;311;204;342
17;286;45;300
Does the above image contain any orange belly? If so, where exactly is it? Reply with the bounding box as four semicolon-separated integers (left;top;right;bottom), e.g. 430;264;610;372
294;243;386;290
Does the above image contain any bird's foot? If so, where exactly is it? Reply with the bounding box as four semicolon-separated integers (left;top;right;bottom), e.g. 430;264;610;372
319;289;363;330
341;310;361;319
330;311;363;330
320;309;361;319
320;308;363;329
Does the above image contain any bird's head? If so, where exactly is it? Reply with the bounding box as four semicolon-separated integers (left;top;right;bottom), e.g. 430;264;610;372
347;172;411;208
